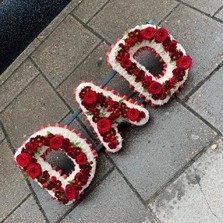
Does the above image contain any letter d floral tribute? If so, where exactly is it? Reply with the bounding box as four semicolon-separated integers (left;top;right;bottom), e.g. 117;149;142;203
14;23;192;205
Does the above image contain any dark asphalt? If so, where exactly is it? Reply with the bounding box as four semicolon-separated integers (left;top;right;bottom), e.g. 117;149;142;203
0;0;70;74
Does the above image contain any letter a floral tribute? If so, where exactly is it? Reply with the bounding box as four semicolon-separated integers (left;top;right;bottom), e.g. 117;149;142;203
74;82;149;153
14;124;97;205
107;24;192;106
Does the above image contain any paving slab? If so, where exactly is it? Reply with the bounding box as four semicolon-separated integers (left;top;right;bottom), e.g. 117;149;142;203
72;0;108;23
149;138;223;223
88;0;178;42
187;67;223;134
30;119;113;223
61;170;152;223
0;59;39;113
162;5;223;98
110;101;217;200
4;195;46;223
0;140;30;222
57;42;110;110
0;75;69;149
37;0;81;41
32;15;100;87
215;8;223;20
182;0;223;16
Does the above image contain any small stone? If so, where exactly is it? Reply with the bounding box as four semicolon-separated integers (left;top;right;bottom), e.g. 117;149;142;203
211;144;217;150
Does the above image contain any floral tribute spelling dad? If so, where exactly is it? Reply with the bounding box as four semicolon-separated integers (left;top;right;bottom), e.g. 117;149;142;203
14;24;192;205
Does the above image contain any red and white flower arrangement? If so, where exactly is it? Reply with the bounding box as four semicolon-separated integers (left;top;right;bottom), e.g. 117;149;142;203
14;124;97;205
107;24;192;106
74;82;149;153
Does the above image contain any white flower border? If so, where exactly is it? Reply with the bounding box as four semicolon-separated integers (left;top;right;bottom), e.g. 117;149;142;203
75;82;149;153
14;126;97;205
107;24;189;106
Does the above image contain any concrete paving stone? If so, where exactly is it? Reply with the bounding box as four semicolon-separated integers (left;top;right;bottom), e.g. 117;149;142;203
0;75;69;149
148;138;223;223
215;8;223;20
30;119;113;223
4;195;46;223
0;140;30;222
72;0;108;23
107;74;133;98
187;67;223;134
162;5;223;97
32;15;100;87
110;101;217;201
88;0;178;43
57;42;110;110
37;0;81;41
182;0;223;16
61;170;152;223
0;59;39;113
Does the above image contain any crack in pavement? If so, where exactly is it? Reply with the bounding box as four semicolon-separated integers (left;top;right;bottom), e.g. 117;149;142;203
195;174;221;222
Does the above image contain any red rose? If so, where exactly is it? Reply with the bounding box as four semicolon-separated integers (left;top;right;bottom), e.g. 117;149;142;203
141;27;156;40
176;55;192;70
76;153;87;165
155;27;169;43
65;185;79;200
50;135;64;150
16;153;32;168
120;56;132;69
147;81;163;95
97;118;112;134
26;163;42;179
126;108;141;122
83;90;98;104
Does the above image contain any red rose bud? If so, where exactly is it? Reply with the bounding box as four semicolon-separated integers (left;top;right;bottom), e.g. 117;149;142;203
50;135;64;150
126;108;141;122
147;81;163;95
83;90;98;104
25;142;35;151
120;56;132;69
26;163;42;179
142;75;153;88
141;27;156;40
76;153;88;165
16;153;32;168
108;140;119;149
65;184;79;200
97;118;112;134
176;55;192;70
155;27;169;43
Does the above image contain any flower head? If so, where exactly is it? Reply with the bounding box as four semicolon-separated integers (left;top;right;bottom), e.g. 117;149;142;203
126;108;141;122
76;152;88;165
16;153;32;168
97;118;112;134
26;163;42;179
176;55;192;70
147;81;163;95
83;90;98;104
65;185;79;200
50;135;64;150
155;27;169;43
141;27;156;40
